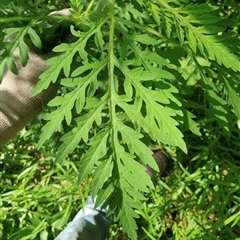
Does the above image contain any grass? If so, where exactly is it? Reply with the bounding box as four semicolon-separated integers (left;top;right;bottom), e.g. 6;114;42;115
1;113;239;240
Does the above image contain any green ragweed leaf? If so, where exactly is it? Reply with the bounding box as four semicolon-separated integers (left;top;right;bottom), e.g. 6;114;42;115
18;41;29;67
56;97;106;161
223;76;240;120
87;0;111;21
91;157;113;196
78;130;110;185
28;27;42;49
117;122;158;172
157;1;240;71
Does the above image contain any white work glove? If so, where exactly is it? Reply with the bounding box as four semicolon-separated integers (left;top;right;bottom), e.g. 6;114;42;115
54;197;112;240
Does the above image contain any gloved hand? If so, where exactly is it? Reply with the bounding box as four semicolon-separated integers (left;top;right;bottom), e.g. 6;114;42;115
0;49;56;147
54;197;112;240
0;9;71;148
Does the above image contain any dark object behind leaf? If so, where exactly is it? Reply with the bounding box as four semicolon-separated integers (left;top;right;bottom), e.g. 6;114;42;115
145;149;172;178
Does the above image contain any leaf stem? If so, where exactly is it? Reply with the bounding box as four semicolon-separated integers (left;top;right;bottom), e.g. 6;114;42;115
85;0;96;16
115;17;189;52
108;1;116;124
0;15;74;24
108;1;119;177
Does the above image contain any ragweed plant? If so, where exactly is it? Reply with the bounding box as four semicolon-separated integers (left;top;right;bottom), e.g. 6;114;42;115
1;0;240;239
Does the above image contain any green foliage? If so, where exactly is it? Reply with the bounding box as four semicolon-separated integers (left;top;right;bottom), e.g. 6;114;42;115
0;137;91;240
1;0;240;239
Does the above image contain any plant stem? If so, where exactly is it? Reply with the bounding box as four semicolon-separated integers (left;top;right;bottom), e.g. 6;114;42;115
85;0;96;16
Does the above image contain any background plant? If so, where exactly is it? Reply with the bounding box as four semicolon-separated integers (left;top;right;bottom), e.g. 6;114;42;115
0;0;240;239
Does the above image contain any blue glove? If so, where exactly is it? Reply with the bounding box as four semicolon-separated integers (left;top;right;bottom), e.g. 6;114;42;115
54;197;112;240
